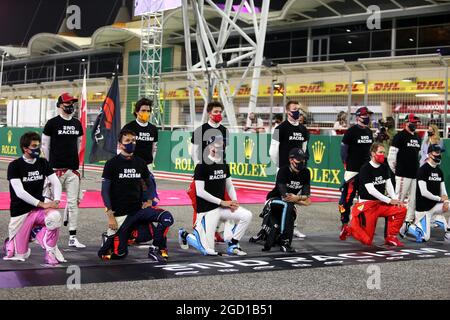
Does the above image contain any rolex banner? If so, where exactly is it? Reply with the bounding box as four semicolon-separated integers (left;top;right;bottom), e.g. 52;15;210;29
156;131;346;190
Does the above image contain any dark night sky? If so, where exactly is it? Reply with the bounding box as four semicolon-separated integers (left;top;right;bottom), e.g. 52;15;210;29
0;0;135;46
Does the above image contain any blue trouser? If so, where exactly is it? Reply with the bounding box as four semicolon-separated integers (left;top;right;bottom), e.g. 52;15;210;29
98;207;174;259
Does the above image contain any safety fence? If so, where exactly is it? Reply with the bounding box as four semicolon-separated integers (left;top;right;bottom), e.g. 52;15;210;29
0;55;449;137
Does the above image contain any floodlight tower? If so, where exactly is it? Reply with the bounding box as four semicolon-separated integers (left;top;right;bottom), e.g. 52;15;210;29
139;12;164;125
136;0;182;125
182;0;270;130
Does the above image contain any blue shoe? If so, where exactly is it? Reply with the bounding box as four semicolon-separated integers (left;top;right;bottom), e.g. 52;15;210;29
227;243;247;256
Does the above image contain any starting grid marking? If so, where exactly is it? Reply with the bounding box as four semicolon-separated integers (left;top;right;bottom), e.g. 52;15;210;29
153;246;450;277
1;246;449;288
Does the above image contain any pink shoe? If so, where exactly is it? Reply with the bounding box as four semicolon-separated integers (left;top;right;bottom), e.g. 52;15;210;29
45;250;59;265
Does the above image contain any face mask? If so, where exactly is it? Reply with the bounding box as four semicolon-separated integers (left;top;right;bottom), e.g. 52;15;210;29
432;154;441;164
28;147;41;159
292;160;306;171
123;142;136;154
211;114;222;123
374;153;385;164
290;110;300;120
296;161;306;171
63;104;75;115
138;112;150;122
360;117;370;126
408;123;417;132
428;131;434;137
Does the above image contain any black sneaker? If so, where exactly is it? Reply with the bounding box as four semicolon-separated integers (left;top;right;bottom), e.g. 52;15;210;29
101;232;108;246
280;242;296;253
399;221;412;239
148;246;167;263
249;231;265;243
178;228;189;250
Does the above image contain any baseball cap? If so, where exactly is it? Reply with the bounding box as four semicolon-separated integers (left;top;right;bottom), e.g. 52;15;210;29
428;144;443;154
405;113;420;123
57;93;78;107
355;107;373;117
288;148;308;161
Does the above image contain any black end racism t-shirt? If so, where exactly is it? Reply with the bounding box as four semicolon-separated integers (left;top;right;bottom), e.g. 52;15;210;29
102;155;150;217
341;125;373;172
273;120;310;168
7;157;54;217
391;130;421;178
122;120;158;164
267;165;311;199
43;115;83;170
358;162;390;201
191;123;229;163
193;162;230;213
416;162;444;212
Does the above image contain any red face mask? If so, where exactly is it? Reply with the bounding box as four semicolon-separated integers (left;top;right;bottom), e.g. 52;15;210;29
374;154;385;164
211;113;222;123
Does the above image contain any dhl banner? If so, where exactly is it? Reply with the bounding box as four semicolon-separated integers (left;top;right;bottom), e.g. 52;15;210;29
163;78;449;100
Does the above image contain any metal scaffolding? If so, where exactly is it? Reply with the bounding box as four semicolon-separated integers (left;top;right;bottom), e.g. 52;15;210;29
138;12;164;126
182;0;270;130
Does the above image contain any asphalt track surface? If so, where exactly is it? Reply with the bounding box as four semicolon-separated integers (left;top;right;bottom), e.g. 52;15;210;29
0;162;450;300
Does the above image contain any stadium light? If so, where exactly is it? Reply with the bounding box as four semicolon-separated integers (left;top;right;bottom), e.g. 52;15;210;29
0;52;10;96
415;93;439;97
402;77;417;82
134;0;181;15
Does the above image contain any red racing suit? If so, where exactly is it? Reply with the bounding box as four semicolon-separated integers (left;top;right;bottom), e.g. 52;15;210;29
349;200;406;245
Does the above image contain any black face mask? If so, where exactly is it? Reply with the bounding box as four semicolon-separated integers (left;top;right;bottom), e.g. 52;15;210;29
28;147;41;159
63;104;75;115
408;123;417;132
432;154;441;164
123;142;136;154
291;110;301;120
292;161;306;171
360;117;370;126
428;131;434;137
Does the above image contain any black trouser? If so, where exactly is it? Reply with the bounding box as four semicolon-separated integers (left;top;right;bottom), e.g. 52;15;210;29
262;199;297;249
98;207;174;259
338;175;359;225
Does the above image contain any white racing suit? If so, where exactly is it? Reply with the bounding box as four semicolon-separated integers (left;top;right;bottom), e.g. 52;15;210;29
395;176;417;222
43;170;84;231
388;146;416;222
405;202;450;242
187;206;252;255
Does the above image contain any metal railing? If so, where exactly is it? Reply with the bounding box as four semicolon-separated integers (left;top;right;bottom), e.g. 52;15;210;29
0;55;449;137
